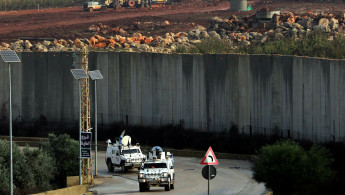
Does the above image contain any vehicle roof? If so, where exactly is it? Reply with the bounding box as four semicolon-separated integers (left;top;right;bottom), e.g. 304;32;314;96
108;145;141;149
86;1;99;4
144;159;168;164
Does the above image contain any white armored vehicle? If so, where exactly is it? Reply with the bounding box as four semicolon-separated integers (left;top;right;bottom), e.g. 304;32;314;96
105;131;146;172
138;146;175;192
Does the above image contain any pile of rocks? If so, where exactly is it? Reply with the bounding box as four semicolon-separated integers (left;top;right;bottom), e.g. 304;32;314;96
206;11;345;46
1;11;345;53
87;21;171;36
0;31;193;53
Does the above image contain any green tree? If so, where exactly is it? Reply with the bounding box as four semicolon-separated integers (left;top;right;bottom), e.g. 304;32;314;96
253;140;335;195
0;139;55;194
41;133;79;187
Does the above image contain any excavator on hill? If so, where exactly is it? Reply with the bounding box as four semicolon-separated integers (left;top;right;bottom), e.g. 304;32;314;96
102;0;169;9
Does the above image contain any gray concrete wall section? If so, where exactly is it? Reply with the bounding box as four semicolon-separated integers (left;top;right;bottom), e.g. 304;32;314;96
237;55;251;134
292;57;304;140
1;52;345;142
338;60;345;142
225;54;239;131
282;56;293;137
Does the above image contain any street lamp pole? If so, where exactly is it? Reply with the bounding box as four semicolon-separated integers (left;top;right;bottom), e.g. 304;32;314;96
94;80;98;176
70;69;89;186
0;50;21;195
78;79;82;185
9;63;13;195
88;70;103;176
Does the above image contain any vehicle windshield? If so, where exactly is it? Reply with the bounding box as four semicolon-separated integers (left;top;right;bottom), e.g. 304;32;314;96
122;149;140;154
144;163;167;169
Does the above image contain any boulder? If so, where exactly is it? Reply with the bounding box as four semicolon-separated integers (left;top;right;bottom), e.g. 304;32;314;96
42;40;51;48
208;31;221;39
209;16;224;25
88;25;97;32
329;18;339;31
200;31;210;39
188;31;199;40
314;18;330;31
177;36;189;43
119;28;127;36
49;44;64;52
2;42;9;48
170;44;177;52
34;44;48;52
138;44;150;51
24;40;33;50
81;38;91;46
298;17;313;30
10;40;24;51
195;25;207;32
75;39;85;48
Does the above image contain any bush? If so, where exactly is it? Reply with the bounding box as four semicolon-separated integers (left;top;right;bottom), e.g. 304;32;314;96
0;139;55;194
253;140;335;195
41;133;79;188
240;31;345;59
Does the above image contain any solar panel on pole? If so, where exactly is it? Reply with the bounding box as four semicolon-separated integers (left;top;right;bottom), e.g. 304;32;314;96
0;50;21;63
89;70;103;80
70;69;89;79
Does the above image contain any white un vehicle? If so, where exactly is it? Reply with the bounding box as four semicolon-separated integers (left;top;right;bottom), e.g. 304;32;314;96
138;146;175;192
105;131;146;172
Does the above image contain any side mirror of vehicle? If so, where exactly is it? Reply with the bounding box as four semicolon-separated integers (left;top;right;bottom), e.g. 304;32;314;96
141;166;144;170
170;166;174;169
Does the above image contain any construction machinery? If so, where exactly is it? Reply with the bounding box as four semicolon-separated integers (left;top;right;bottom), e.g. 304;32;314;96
102;0;146;8
83;1;107;12
102;0;170;9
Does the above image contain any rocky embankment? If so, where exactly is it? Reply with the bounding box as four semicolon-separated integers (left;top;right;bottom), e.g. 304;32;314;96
1;10;345;53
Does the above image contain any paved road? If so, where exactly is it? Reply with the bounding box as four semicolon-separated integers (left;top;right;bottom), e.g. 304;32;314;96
90;151;266;195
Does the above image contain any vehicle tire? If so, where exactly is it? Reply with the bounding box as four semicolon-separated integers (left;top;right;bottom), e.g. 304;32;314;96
128;0;135;7
139;183;145;192
107;159;114;172
89;7;94;12
170;183;174;189
121;164;128;173
165;179;171;191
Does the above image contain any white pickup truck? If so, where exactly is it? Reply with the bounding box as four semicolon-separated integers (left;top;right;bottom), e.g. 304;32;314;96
105;131;146;172
138;146;175;192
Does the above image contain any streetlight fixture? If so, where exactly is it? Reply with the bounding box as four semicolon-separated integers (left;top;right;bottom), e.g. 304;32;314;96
70;69;89;185
88;70;103;176
0;50;21;195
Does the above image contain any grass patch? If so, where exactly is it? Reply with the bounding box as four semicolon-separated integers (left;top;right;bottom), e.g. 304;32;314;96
177;31;345;59
240;31;345;59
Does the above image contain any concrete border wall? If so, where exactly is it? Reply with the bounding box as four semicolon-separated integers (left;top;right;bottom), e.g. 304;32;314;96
1;52;344;142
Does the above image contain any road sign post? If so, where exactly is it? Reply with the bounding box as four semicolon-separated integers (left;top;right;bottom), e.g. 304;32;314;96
208;165;210;195
201;147;218;195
